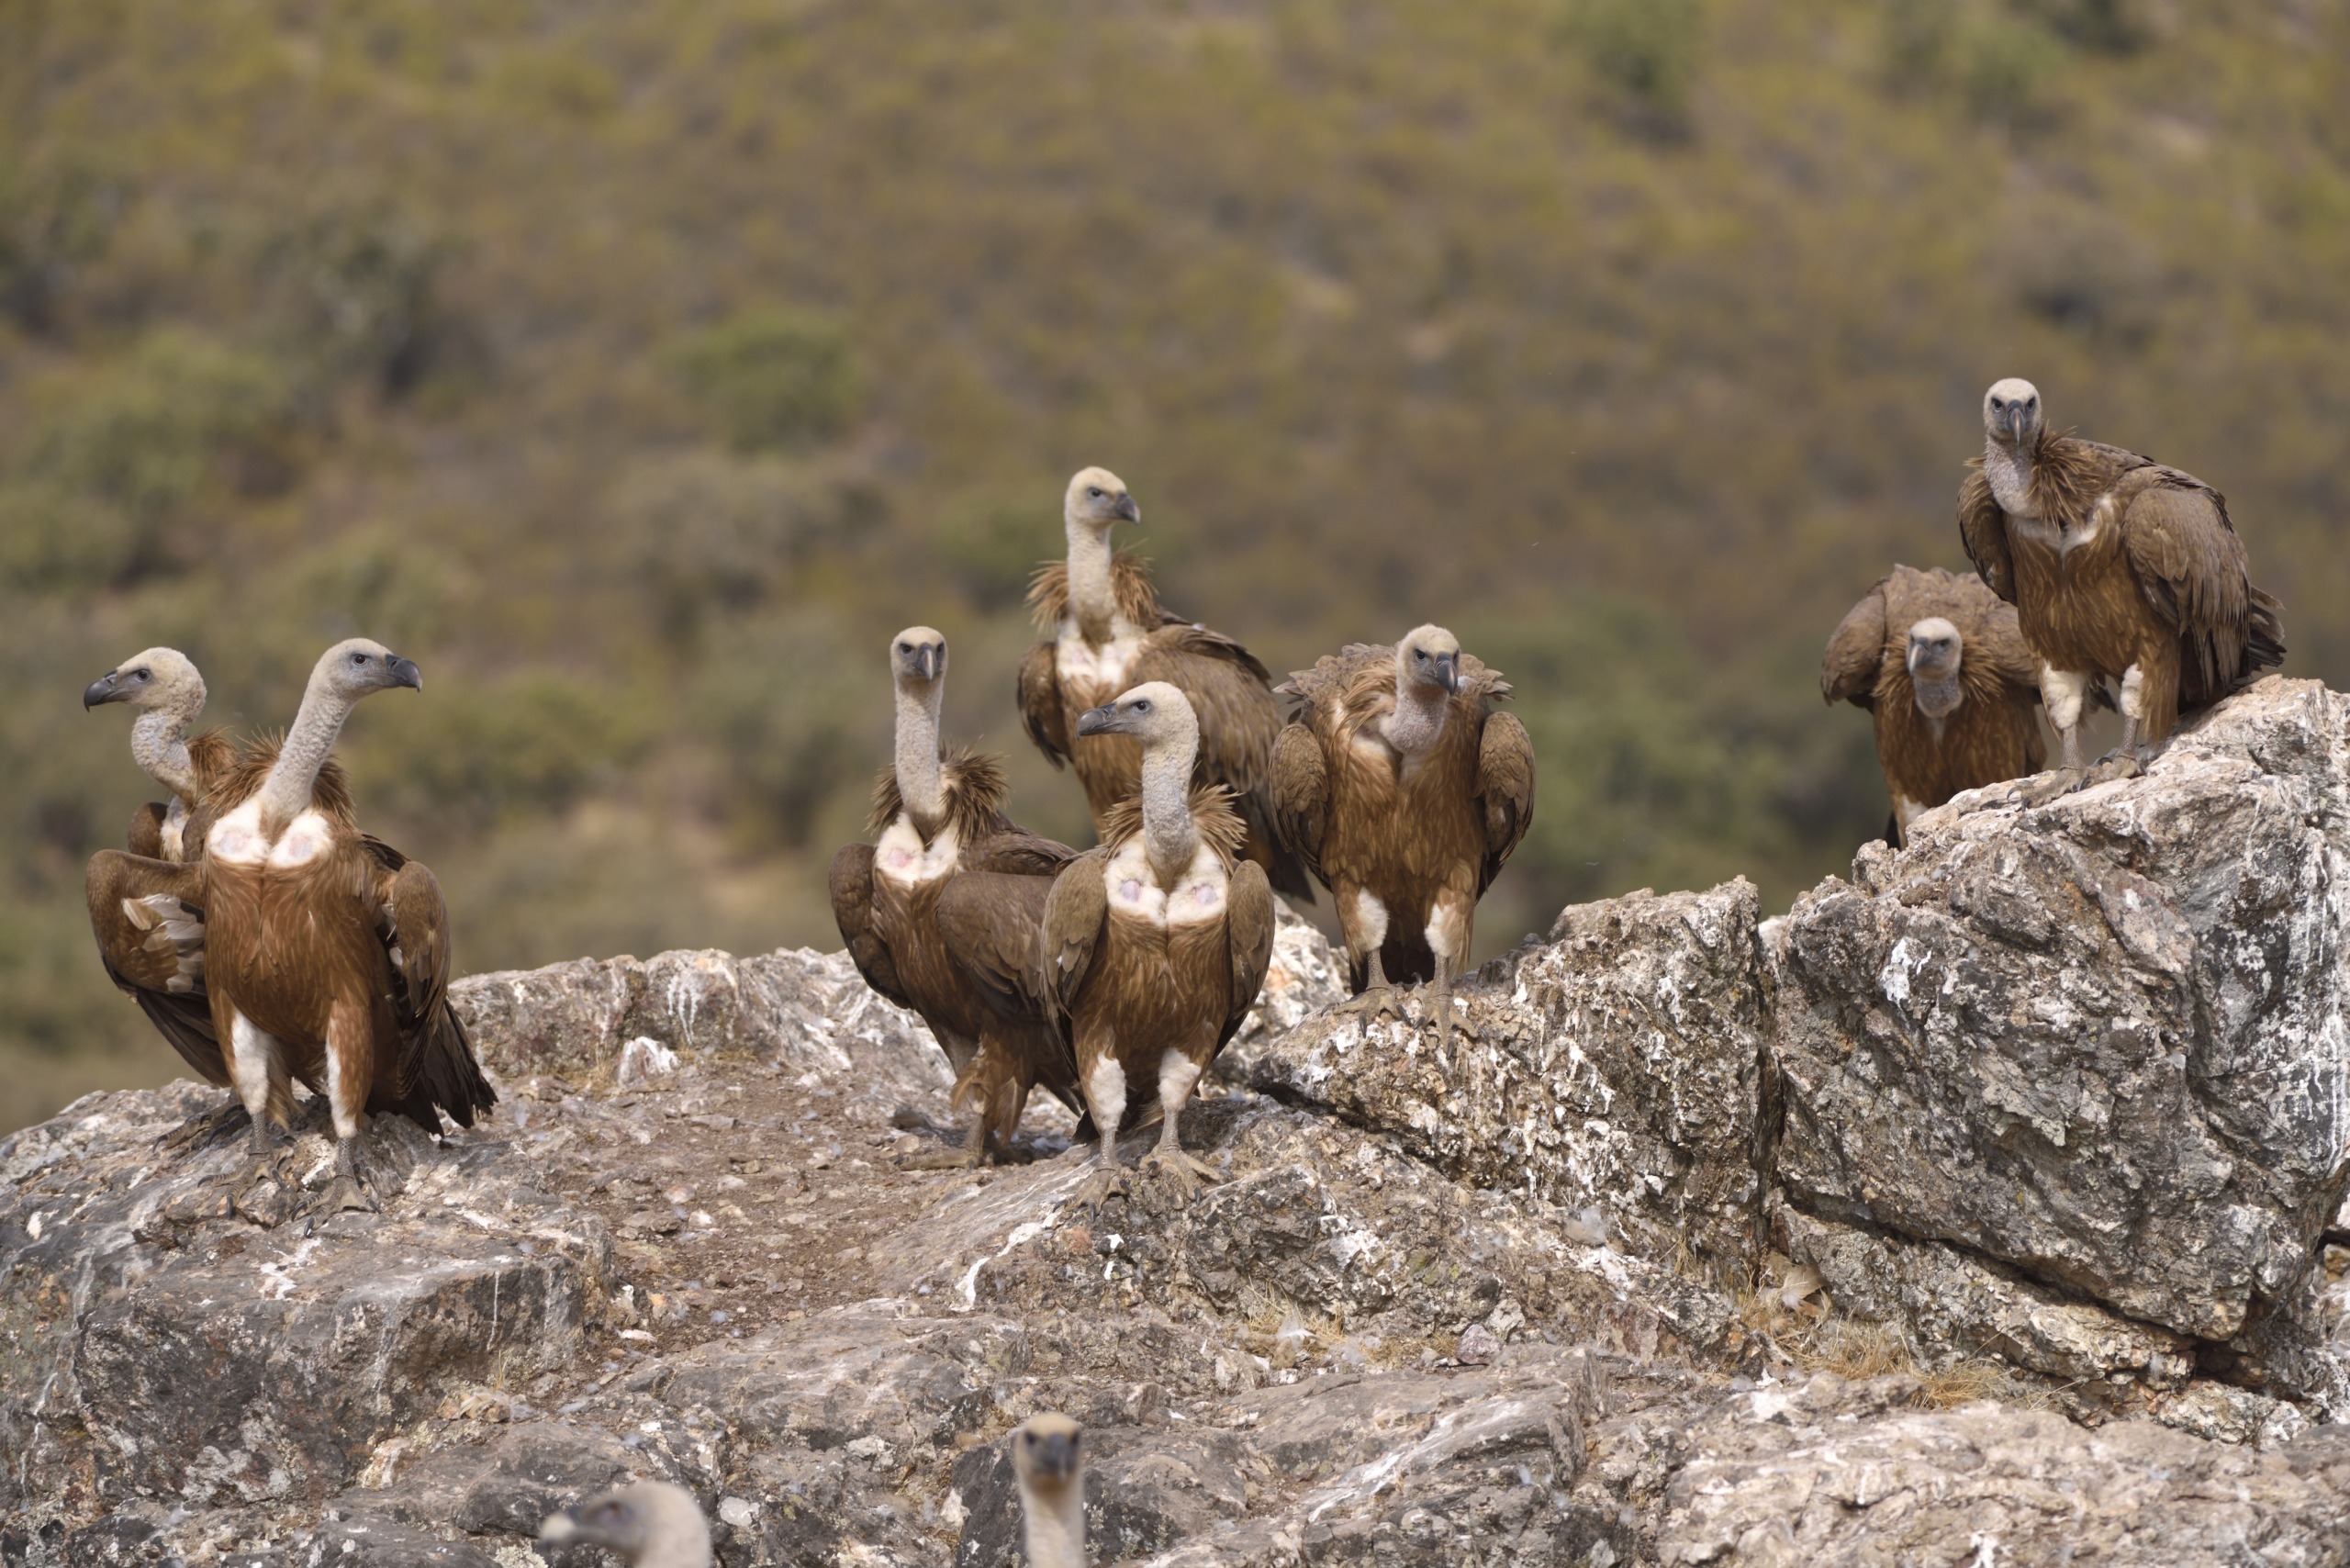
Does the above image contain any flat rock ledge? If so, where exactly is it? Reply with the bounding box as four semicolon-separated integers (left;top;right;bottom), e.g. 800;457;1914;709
6;678;2350;1565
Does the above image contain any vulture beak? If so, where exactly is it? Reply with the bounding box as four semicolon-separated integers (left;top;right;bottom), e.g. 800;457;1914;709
84;671;122;710
1027;1428;1080;1484
1432;652;1460;695
539;1508;585;1546
388;656;423;691
915;644;942;682
1113;494;1140;524
1075;704;1119;738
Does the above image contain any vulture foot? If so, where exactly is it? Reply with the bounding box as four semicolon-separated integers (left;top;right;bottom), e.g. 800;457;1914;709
160;1099;253;1159
1328;987;1402;1025
310;1137;386;1215
2088;750;2143;785
1137;1145;1219;1201
897;1138;986;1172
2005;767;2087;809
1075;1161;1132;1213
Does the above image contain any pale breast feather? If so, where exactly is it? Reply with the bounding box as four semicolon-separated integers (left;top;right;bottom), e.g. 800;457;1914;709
1102;839;1229;927
1057;624;1146;706
875;816;960;885
207;799;270;867
266;810;338;869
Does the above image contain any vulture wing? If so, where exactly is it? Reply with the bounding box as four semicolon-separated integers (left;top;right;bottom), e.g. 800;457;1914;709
2119;476;2286;704
963;823;1080;879
1957;469;2017;603
936;870;1059;1025
127;801;169;859
1267;721;1329;886
369;847;496;1130
1016;642;1070;770
829;843;912;1011
1821;579;1891;709
1959;587;2044;697
1217;860;1277;1056
1476;711;1537;895
1037;848;1113;1043
85;849;224;1085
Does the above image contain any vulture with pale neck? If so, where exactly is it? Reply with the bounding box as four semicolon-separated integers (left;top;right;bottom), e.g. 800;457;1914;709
83;647;242;1088
1959;378;2284;780
1822;566;2049;846
1012;1412;1088;1568
1018;468;1312;902
830;627;1085;1166
1269;627;1532;1046
201;638;494;1204
1037;682;1275;1204
542;1482;711;1568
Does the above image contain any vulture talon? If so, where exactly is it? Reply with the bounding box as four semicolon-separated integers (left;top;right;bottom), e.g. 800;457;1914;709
1076;1162;1131;1213
2006;767;2086;809
1137;1146;1219;1202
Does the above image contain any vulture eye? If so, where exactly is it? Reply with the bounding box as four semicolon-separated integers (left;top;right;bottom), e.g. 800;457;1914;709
1088;487;1103;498
1132;700;1151;712
133;668;151;680
352;652;369;665
898;643;912;654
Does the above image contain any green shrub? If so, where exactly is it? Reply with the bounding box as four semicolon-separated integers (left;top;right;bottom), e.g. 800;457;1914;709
1562;0;1706;133
666;308;862;454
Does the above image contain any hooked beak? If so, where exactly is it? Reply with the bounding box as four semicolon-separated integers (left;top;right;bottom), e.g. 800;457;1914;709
915;644;942;682
388;656;423;691
84;671;124;711
1028;1430;1080;1484
1431;652;1460;695
1113;494;1139;524
539;1509;584;1546
1074;704;1119;738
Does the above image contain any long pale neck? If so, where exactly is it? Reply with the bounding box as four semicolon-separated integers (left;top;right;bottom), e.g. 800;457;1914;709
893;680;946;832
257;673;353;834
1385;678;1452;756
1064;520;1118;638
129;711;198;803
1020;1482;1087;1568
1984;437;2035;517
1139;733;1201;884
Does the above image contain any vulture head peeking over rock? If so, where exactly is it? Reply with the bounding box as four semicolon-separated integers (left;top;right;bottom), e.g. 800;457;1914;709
542;1482;711;1568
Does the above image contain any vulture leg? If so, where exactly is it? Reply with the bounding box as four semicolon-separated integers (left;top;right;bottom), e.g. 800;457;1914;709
1423;890;1478;1047
1329;949;1402;1023
1136;1046;1218;1201
1073;1044;1132;1211
223;1010;293;1188
901;1046;1024;1170
312;998;385;1214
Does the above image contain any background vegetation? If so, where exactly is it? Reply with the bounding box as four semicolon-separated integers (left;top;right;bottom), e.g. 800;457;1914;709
5;0;2346;1131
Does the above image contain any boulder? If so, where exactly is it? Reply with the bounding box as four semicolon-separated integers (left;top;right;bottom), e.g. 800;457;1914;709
1772;678;2350;1371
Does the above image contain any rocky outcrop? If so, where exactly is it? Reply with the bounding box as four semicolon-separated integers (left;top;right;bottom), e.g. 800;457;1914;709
7;678;2350;1565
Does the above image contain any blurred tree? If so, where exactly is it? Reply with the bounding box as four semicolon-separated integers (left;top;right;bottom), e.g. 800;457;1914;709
666;309;863;454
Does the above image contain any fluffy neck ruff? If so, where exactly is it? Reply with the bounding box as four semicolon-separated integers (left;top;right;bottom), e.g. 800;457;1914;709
892;678;947;831
129;711;200;803
1385;670;1453;756
1063;518;1120;640
1138;728;1203;884
1018;1474;1086;1568
257;668;356;835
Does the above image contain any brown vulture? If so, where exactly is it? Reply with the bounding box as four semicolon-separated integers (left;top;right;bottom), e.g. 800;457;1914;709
1269;626;1533;1046
1011;1413;1086;1568
1016;466;1312;901
198;638;494;1206
83;647;244;1090
829;626;1085;1167
1821;566;2049;846
1959;378;2285;779
1036;682;1276;1205
542;1484;712;1568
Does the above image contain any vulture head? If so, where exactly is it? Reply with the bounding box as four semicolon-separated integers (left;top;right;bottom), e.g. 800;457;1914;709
1064;466;1140;532
1013;1409;1084;1492
313;638;423;702
1075;680;1195;747
1906;616;1964;720
890;625;948;689
1983;378;2043;450
1397;625;1462;696
84;647;205;718
541;1481;711;1568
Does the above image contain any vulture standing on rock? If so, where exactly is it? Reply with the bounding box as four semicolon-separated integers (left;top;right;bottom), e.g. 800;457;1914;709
1959;377;2285;788
200;638;494;1208
1018;467;1312;902
1269;627;1533;1047
84;647;242;1088
542;1483;712;1568
1820;566;2048;846
1037;682;1274;1206
830;627;1087;1167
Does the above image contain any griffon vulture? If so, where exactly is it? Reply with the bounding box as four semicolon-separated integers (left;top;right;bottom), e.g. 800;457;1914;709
1821;566;2048;846
1011;1413;1087;1568
200;639;494;1205
83;647;242;1089
1017;467;1312;901
1959;378;2285;780
1037;682;1275;1204
830;627;1085;1167
1269;627;1533;1046
542;1484;712;1568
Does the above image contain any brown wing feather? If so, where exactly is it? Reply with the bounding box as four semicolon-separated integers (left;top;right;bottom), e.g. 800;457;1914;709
127;801;168;859
1037;847;1113;1041
1475;710;1536;894
373;853;494;1129
935;870;1058;1024
829;842;912;1010
1129;627;1313;898
1821;578;1891;709
2119;477;2286;704
85;849;224;1084
1017;642;1069;770
1217;860;1276;1056
1268;721;1329;886
1957;469;2016;603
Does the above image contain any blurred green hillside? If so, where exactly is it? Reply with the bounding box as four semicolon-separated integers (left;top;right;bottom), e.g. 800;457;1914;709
5;0;2346;1132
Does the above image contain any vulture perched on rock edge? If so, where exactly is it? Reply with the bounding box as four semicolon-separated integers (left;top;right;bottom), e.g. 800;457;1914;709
1012;1413;1087;1568
1037;682;1275;1207
198;638;494;1208
1017;466;1313;902
1269;626;1533;1047
1821;566;2049;846
1959;377;2284;788
84;647;243;1088
543;1483;712;1568
829;626;1087;1167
